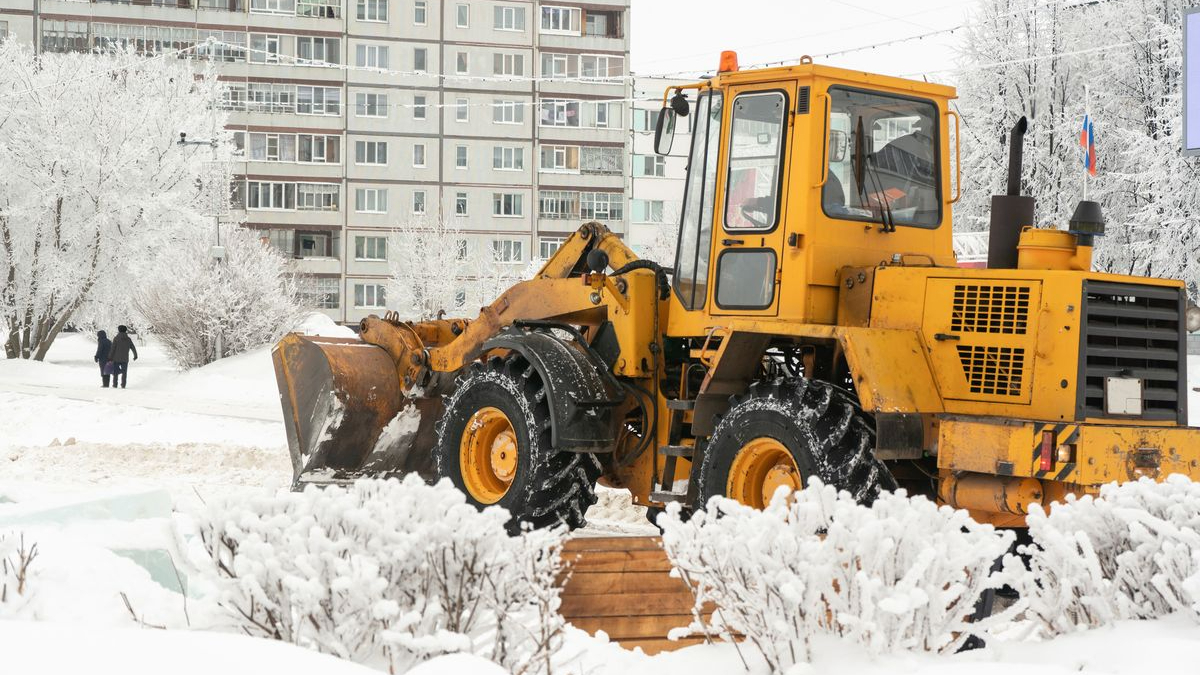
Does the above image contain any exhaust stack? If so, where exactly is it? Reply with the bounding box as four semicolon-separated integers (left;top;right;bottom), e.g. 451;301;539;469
988;116;1036;269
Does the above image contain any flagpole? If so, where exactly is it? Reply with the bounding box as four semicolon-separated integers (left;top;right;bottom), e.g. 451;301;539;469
1083;84;1089;202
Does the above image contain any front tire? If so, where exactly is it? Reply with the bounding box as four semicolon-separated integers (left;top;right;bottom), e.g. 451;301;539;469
434;354;601;532
697;378;895;509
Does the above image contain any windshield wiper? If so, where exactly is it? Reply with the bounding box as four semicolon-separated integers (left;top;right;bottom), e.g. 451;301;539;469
851;117;894;233
865;154;896;233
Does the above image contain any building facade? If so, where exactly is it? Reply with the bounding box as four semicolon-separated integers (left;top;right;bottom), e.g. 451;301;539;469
0;0;630;323
627;76;689;263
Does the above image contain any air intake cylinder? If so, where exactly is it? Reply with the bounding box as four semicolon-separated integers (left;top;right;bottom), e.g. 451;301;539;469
988;117;1036;269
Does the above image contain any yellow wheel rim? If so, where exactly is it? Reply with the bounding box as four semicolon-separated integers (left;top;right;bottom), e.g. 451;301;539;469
459;406;518;504
727;437;802;508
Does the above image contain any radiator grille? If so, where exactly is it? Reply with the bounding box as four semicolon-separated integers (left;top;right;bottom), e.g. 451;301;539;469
1079;281;1185;422
951;284;1032;334
957;345;1025;397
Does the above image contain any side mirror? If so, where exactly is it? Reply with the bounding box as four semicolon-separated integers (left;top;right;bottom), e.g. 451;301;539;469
654;107;677;156
828;129;847;163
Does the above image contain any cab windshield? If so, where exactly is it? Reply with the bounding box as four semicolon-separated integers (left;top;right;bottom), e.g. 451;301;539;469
822;87;941;229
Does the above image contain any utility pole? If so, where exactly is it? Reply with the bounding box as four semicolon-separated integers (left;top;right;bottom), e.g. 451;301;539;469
178;132;227;361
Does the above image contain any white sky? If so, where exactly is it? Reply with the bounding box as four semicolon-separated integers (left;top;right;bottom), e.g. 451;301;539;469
630;0;972;84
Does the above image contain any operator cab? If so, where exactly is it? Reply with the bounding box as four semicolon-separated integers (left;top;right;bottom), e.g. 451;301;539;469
653;52;957;330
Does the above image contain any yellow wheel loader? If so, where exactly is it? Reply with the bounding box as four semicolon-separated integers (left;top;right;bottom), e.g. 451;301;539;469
273;52;1200;531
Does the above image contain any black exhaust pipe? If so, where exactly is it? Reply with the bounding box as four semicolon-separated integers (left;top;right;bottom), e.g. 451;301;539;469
988;116;1036;269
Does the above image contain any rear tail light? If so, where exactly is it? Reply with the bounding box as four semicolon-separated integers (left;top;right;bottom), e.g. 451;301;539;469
1039;430;1056;472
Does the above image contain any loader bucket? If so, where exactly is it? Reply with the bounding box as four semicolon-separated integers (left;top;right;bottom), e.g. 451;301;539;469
271;333;440;485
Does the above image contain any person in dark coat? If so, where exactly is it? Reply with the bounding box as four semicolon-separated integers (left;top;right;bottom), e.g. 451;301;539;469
108;325;139;389
94;330;112;388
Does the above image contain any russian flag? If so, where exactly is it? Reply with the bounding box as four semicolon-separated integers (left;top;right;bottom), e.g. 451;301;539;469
1081;116;1097;176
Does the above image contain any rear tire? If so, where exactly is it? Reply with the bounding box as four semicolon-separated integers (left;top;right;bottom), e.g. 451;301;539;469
434;353;601;532
697;378;895;509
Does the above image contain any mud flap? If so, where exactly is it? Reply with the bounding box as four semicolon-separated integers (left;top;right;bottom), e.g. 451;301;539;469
272;333;440;485
483;326;624;453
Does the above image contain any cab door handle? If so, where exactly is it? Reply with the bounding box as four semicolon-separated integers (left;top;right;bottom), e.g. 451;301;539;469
722;238;744;246
934;333;960;342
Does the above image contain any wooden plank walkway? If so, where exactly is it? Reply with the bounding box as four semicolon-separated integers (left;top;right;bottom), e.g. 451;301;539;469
559;536;705;654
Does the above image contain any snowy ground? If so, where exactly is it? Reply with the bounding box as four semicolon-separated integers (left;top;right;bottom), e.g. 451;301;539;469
2;326;1198;673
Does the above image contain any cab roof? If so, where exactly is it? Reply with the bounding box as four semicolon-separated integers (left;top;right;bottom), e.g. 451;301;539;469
707;60;957;101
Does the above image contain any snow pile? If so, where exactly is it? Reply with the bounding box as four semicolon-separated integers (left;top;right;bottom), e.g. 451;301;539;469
1016;475;1200;635
296;312;357;338
191;476;567;673
659;481;1018;671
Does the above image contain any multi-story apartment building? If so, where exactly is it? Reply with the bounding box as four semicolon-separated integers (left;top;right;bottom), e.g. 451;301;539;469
628;76;690;262
0;0;630;323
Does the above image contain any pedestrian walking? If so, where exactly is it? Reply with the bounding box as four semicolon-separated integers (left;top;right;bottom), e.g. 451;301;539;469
109;325;139;389
94;330;112;388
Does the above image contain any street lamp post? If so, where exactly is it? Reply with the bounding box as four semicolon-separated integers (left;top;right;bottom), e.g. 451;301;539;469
178;132;227;361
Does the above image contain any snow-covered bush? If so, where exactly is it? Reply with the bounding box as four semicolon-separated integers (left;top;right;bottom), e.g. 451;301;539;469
0;532;38;617
1017;475;1200;635
659;482;1018;670
135;223;303;368
193;476;566;674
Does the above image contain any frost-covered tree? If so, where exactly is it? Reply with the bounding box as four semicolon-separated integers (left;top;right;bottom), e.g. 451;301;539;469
0;42;228;360
955;0;1200;292
387;218;528;322
134;223;303;369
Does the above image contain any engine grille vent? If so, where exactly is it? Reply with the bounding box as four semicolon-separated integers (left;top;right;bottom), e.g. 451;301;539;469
957;345;1025;397
1079;281;1184;422
951;284;1032;334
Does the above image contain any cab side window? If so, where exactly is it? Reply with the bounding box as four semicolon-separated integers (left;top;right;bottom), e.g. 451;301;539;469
723;91;786;231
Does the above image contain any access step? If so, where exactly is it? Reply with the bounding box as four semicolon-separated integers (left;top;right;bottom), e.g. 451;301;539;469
649;489;688;503
659;445;694;458
665;399;695;411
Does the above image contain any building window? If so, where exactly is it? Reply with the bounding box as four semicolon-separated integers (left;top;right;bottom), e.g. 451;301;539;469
356;0;386;21
632;109;655;132
492;239;524;263
248;83;298;114
355;188;388;213
455;192;468;216
493;193;523;217
540;6;580;34
414;95;427;120
581;146;622;175
413;190;426;215
297;183;339;211
455;98;469;122
413;47;428;72
584;10;622;38
456;3;469;27
413;0;427;25
248;34;281;64
298;135;341;164
246;181;296;210
538;190;578;219
456;51;468;75
297;0;341;18
540;100;579;127
634;154;666;178
297;37;340;65
594;100;612;127
250;0;295;15
581;54;623;80
455;145;468;169
354;284;387;308
539;237;565;259
355;92;388;117
355;140;388;165
356;44;389;69
493;53;524;77
296;86;340;116
413;143;426;167
299;277;339;309
493;5;525;31
493;146;524;171
246;133;297;162
41;20;88;53
355;236;387;261
492;100;524;124
540;52;576;79
297;232;335;258
581;192;623;221
632;199;665;223
539;145;579;173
